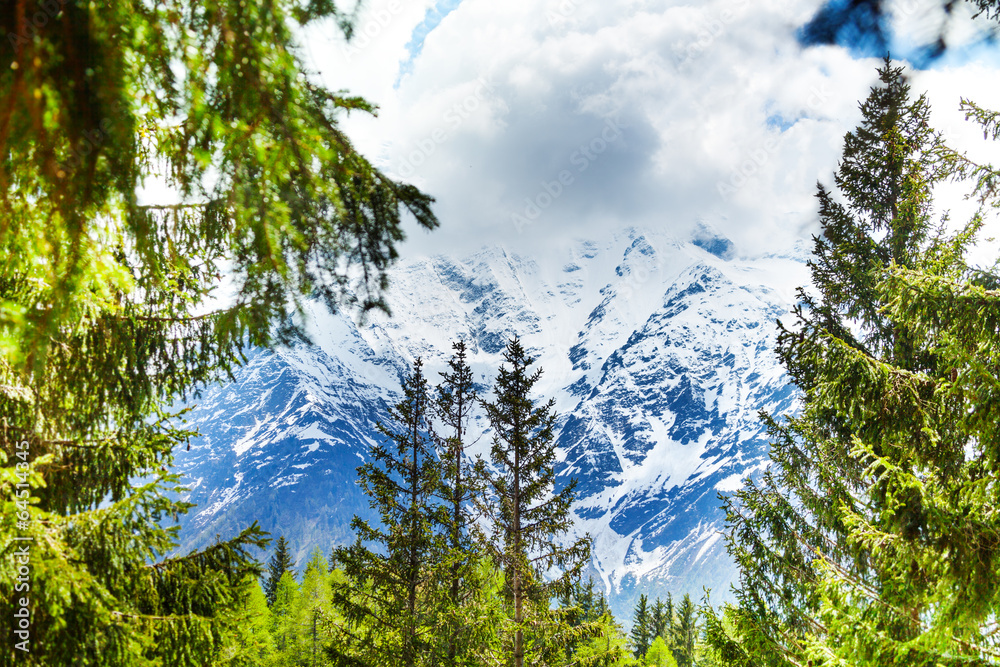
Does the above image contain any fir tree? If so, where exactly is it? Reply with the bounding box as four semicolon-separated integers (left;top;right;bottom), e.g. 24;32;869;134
332;359;443;667
632;593;652;659
475;337;592;667
704;57;1000;666
264;536;297;606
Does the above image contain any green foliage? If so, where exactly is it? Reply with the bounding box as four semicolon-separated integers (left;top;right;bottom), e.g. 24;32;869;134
217;576;275;666
270;571;301;658
631;593;651;659
331;359;445;667
0;0;437;664
289;549;335;666
475;337;593;667
433;340;486;666
644;636;677;667
264;536;296;606
707;57;1000;667
671;594;696;667
650;597;668;644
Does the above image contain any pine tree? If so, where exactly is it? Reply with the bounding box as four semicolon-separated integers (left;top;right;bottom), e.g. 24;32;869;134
632;593;652;659
264;536;297;606
475;337;592;667
704;58;1000;666
332;359;443;667
0;1;438;664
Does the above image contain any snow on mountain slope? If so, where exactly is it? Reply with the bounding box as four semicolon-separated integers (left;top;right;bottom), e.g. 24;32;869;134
171;226;806;621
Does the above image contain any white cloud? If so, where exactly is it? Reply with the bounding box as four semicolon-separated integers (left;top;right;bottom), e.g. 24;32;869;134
305;0;1000;261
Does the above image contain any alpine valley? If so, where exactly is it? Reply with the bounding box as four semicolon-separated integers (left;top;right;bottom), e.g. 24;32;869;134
170;225;806;621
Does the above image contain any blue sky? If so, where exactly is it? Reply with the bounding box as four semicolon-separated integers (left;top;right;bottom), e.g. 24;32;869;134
396;0;464;84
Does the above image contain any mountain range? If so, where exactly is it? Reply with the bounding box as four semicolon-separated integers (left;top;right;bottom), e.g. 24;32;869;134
170;225;806;621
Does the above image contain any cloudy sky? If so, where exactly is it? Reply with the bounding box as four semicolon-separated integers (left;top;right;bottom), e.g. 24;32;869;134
300;0;1000;263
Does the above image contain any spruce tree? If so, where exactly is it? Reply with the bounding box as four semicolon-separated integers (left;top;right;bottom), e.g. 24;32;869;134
704;58;1000;666
0;1;437;664
292;549;334;667
475;337;592;667
672;594;696;667
219;575;275;665
651;597;667;641
434;340;481;665
331;359;443;667
271;571;300;659
264;536;297;606
631;593;652;659
664;593;674;647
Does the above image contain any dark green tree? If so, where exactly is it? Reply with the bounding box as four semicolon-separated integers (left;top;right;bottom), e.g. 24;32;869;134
475;337;592;667
672;594;696;667
264;536;296;606
651;597;667;642
331;359;443;667
433;340;481;665
704;58;1000;666
631;593;652;659
0;1;437;664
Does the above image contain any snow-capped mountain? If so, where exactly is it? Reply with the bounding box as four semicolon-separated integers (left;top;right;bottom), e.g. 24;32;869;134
171;226;805;620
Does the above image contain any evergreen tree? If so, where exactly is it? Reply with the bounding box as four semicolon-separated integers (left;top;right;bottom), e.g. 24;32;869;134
672;594;696;667
433;340;481;665
704;58;1000;666
580;578;597;623
594;590;610;619
264;536;297;606
219;575;275;666
646;635;678;667
332;359;443;667
475;337;592;667
631;593;652;659
651;597;667;641
0;1;437;664
270;571;301;659
664;593;674;648
292;549;334;667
